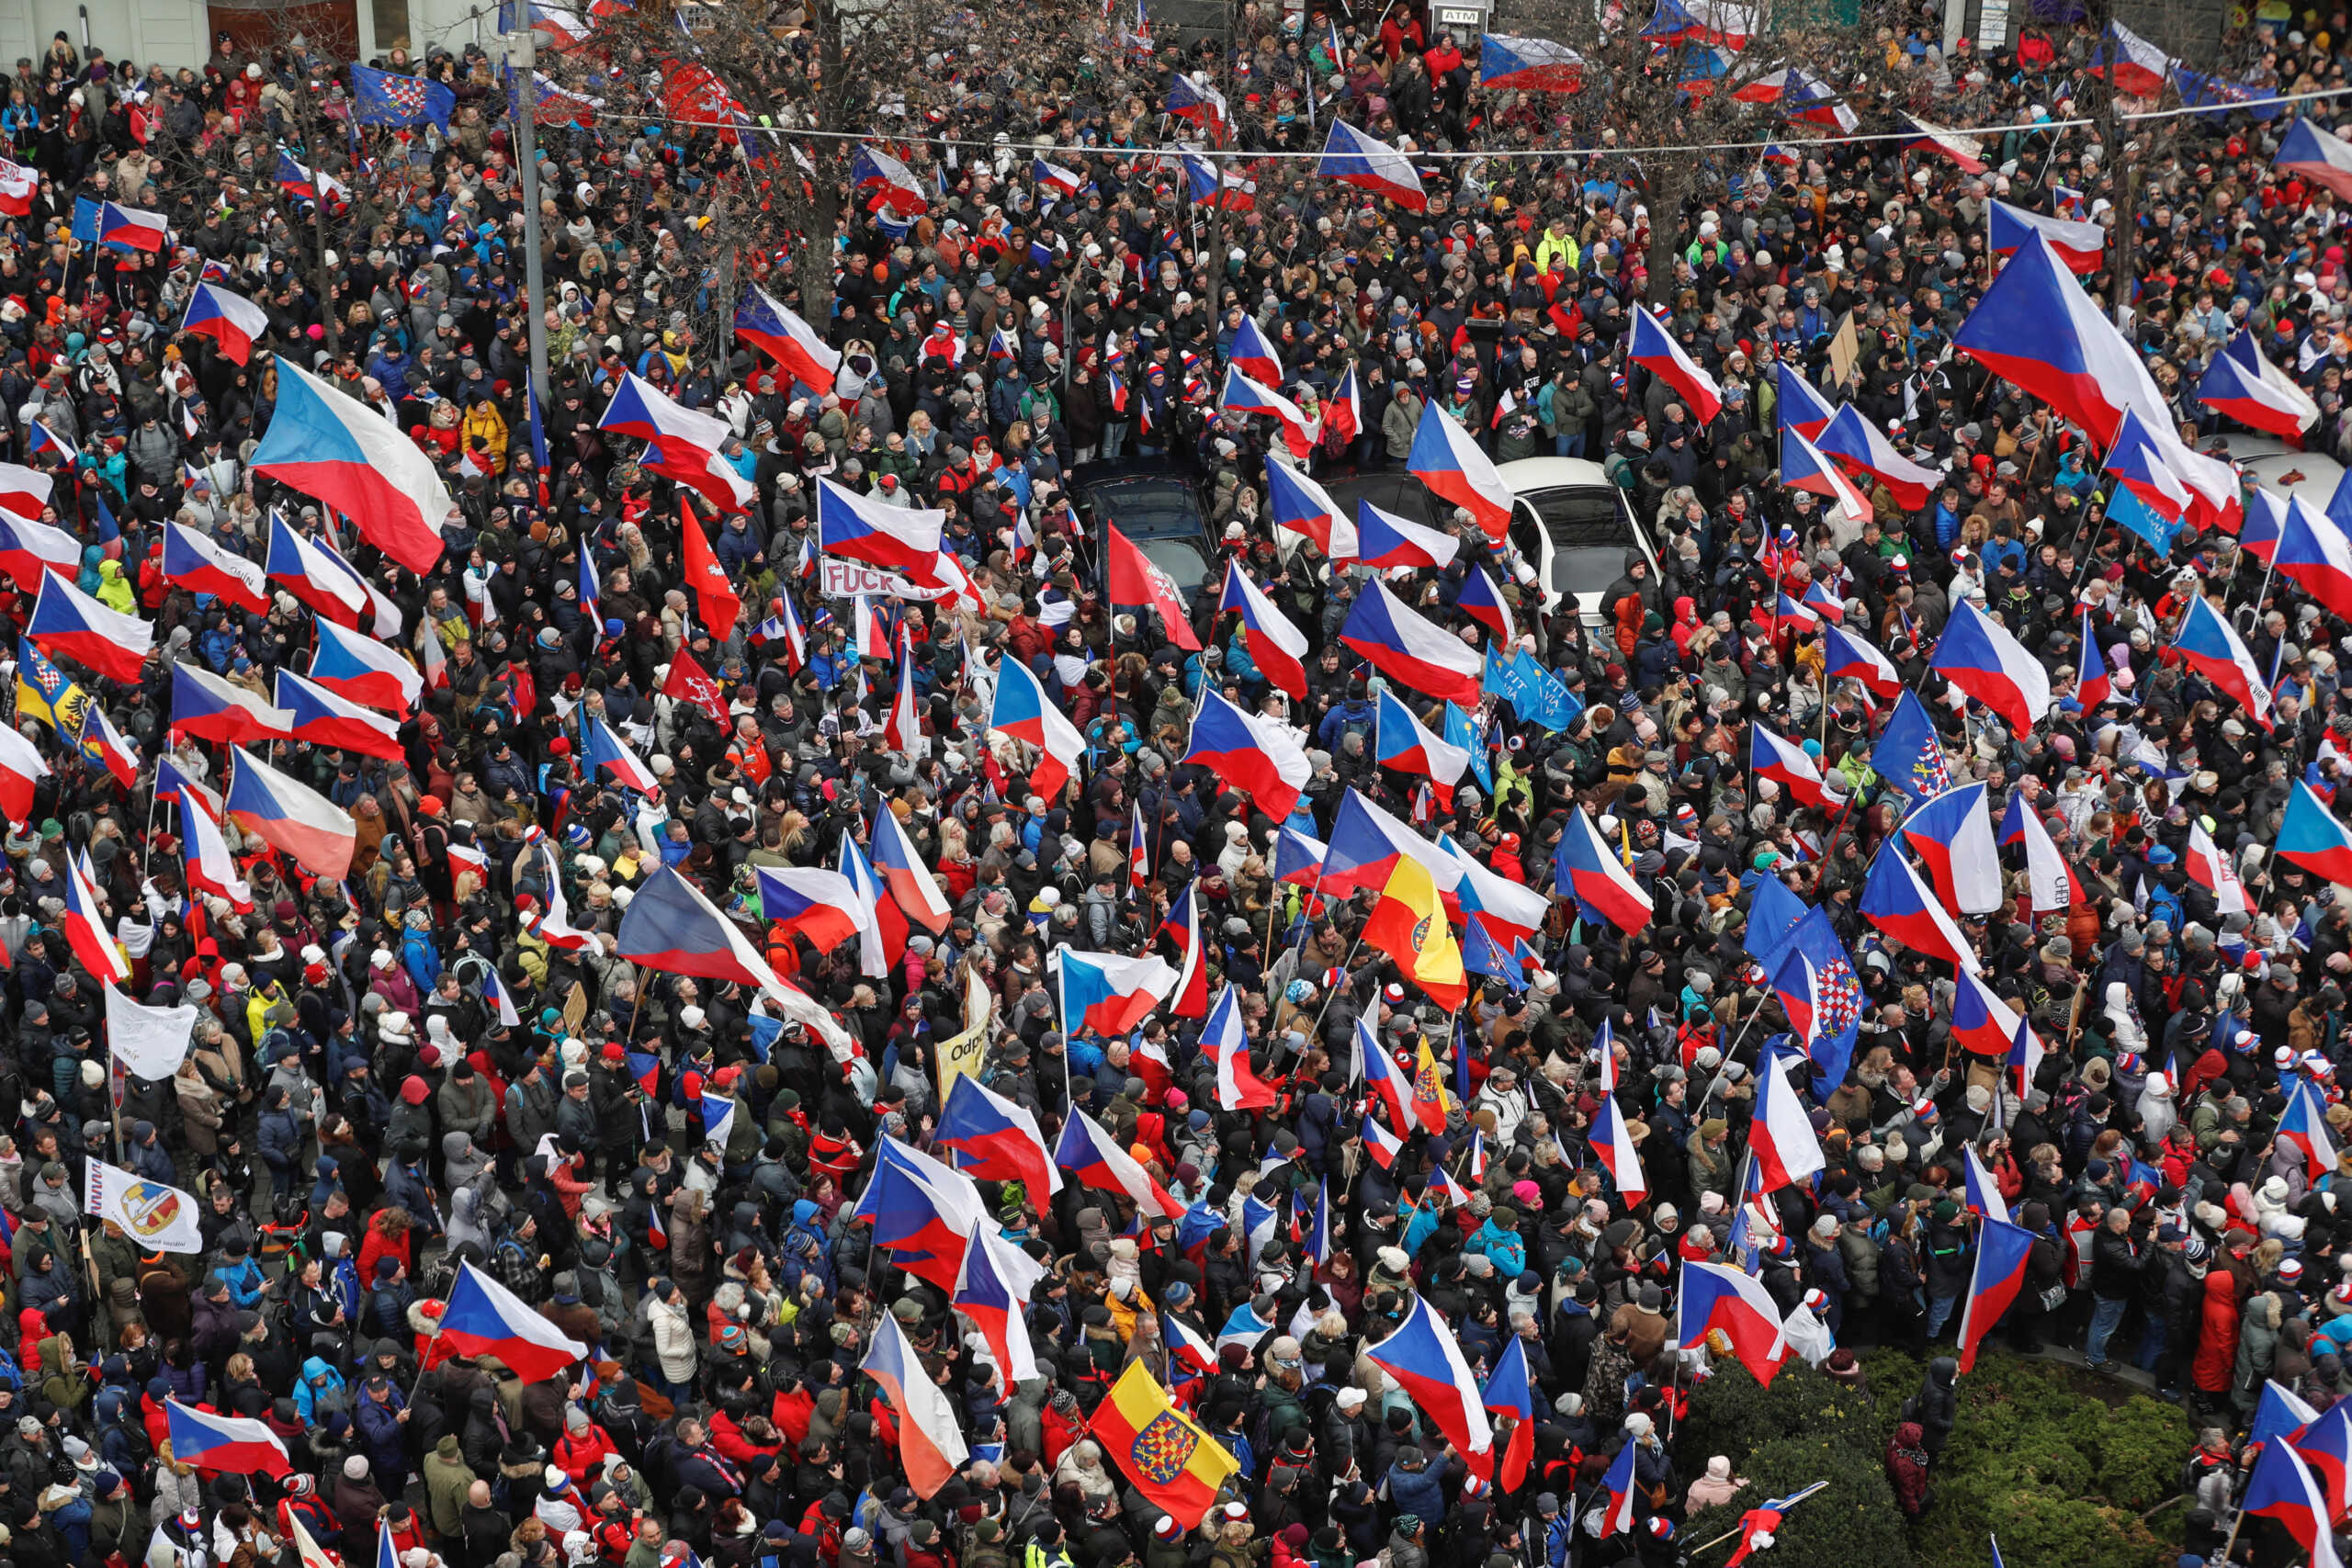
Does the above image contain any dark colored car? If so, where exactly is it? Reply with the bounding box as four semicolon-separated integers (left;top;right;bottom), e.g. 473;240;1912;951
1068;459;1218;604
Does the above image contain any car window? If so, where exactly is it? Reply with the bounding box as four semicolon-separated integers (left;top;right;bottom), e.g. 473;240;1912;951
1137;536;1213;602
1524;486;1633;547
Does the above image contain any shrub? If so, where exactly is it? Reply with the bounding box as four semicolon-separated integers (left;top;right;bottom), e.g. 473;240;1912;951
1690;1348;2195;1568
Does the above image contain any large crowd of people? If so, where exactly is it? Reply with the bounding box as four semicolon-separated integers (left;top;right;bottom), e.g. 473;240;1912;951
0;2;2335;1566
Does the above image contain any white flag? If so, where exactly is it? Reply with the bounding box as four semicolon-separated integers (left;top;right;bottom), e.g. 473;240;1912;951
103;985;198;1079
84;1159;204;1253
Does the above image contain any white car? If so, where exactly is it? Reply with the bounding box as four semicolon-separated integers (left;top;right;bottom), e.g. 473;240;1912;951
1496;456;1661;626
2200;431;2347;513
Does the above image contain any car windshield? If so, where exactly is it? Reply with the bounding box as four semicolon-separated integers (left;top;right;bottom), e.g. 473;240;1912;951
1138;536;1213;603
1510;486;1636;602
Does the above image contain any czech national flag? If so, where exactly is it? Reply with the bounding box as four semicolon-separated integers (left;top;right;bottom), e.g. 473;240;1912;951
2074;611;2114;710
1355;498;1459;570
1053;1108;1181;1217
1340;578;1484;703
1321;787;1464;902
2275;494;2352;623
182;282;273;365
1896;782;2002;914
1780;423;1871;531
62;847;129;986
1962;1143;2011;1224
851;144;930;215
2281;1078;2339;1180
2087;17;2173;96
1555;806;1653;932
2199;327;2320;438
990;655;1086;799
1217;366;1317;461
1361;1107;1406;1169
1056;949;1177;1037
753;865;863;953
1362;1027;1414;1133
1457;565;1517;647
1859;841;1979;972
273;669;403;761
162;520;269;614
179;783;254;911
0;513;81;591
441;1260;585;1380
2276;116;2352;200
252;355;451;574
873;807;954;933
1182;688;1313;820
1629;304;1724;423
94;199;167;251
1748;722;1829;808
1477;31;1585;88
584;716;660;792
26;421;77;468
165;1400;290;1476
953;1226;1046;1385
1218;560;1309;699
1751;1045;1826;1192
1956;1217;2035;1372
1815;405;1940;510
1951;967;2026;1058
934;1073;1061;1198
2103;407;2193;522
1159;882;1210;1020
1228;315;1284;386
2168;593;2274;728
1597;1439;1639;1536
615;863;803;998
2245;1436;2349;1568
1265;457;1358;560
1678;1259;1791;1386
735;285;842;394
1374;689;1470;808
1822;622;1901;699
2292;1403;2352;1523
227;745;356;879
1408;399;1513;542
265;509;365;625
1590;1091;1646;1201
1953;234;2154;460
848;1136;985;1289
1201;984;1278;1110
1317;118;1426;210
29;570;153;682
861;1313;969;1499
1480;1332;1539;1493
1988;198;2104;273
309;615;423;714
1363;1296;1494;1477
1930;598;2052;734
1777;361;1836;439
1326;366;1363;446
815;474;944;582
2279;781;2352;883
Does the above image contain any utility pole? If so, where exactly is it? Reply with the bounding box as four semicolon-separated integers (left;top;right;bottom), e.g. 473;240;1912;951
504;25;551;404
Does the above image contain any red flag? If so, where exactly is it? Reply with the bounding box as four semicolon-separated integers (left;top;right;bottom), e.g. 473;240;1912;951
662;645;729;724
1104;522;1201;650
681;505;745;637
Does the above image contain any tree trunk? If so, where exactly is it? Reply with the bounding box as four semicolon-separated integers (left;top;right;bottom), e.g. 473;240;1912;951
1645;163;1688;306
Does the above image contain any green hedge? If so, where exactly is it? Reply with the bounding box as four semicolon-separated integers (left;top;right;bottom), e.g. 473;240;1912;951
1676;1350;2195;1568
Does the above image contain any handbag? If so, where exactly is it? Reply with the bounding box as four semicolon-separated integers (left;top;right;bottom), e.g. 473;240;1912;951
2038;1282;2069;1313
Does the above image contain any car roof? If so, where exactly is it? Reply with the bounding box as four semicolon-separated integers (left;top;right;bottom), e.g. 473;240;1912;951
1067;462;1207;542
1497;455;1613;492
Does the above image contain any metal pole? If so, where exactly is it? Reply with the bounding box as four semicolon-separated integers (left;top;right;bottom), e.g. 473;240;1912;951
506;28;551;406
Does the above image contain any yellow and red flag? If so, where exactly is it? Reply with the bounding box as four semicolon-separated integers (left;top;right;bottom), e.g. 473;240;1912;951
1090;1362;1239;1528
1364;853;1467;1014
